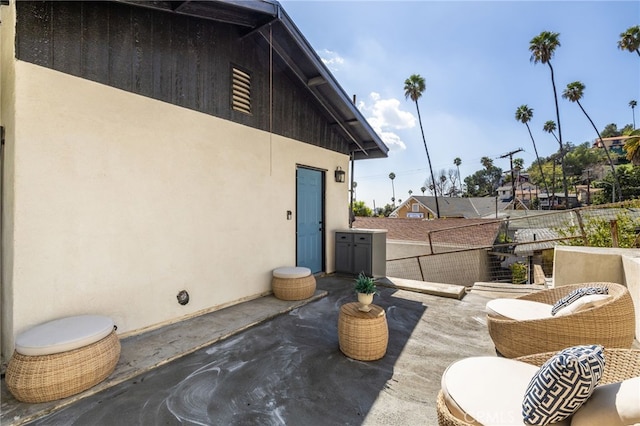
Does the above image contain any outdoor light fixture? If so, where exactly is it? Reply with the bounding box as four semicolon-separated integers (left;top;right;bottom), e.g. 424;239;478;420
335;167;346;183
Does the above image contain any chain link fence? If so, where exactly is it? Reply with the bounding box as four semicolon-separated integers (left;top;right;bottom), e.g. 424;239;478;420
386;200;640;286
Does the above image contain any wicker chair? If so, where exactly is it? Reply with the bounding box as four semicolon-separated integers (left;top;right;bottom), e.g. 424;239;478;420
486;282;636;359
436;348;640;426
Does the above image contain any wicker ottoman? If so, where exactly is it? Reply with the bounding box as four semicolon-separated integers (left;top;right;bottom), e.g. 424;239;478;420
338;302;388;361
5;315;121;403
272;266;316;301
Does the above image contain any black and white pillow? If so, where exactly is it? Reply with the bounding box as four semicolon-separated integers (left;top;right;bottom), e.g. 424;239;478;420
551;287;609;316
522;345;605;425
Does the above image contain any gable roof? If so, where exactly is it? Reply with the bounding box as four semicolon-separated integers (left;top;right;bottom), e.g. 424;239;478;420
393;196;510;219
116;0;388;160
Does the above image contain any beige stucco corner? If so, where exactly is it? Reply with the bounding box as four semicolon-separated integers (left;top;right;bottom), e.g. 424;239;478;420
553;245;640;341
0;60;351;361
0;0;17;367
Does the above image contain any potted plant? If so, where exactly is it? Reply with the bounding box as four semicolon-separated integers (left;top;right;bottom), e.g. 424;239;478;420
354;272;378;312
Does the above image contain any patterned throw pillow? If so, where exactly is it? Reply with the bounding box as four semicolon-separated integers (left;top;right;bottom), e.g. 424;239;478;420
551;287;609;316
522;345;605;425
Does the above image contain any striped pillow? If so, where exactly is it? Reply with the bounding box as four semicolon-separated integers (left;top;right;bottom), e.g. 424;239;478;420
551;287;609;316
522;345;605;425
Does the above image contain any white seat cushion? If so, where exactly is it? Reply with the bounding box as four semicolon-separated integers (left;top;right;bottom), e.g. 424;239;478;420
571;376;640;426
441;356;571;426
15;315;115;356
486;299;553;321
272;266;311;279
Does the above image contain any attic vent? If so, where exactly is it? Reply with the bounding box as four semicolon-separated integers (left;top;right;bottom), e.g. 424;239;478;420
232;67;252;114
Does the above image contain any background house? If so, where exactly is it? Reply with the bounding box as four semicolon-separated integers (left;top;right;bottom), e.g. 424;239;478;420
593;136;631;158
0;1;387;363
389;195;510;219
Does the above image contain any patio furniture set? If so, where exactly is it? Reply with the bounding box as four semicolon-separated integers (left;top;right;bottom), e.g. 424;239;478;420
4;272;637;426
438;281;639;426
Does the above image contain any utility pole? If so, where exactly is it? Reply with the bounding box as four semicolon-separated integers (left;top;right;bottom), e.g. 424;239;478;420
499;148;524;209
585;169;591;206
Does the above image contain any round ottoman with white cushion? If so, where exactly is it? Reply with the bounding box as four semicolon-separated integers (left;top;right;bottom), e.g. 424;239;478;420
6;315;121;403
272;267;316;301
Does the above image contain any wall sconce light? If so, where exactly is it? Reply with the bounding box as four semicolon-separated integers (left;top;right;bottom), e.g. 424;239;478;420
335;167;346;183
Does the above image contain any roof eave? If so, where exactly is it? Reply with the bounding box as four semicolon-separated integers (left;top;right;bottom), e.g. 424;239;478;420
114;0;388;160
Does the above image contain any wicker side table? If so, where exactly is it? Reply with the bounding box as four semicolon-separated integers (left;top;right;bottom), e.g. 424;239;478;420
338;302;388;361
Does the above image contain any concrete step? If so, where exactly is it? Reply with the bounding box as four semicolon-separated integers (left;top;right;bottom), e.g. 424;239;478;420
380;277;467;300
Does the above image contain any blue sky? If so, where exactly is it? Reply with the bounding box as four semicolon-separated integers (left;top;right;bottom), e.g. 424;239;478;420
279;0;640;209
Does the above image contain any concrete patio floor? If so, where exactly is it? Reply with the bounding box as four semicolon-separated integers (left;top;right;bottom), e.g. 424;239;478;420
2;275;498;425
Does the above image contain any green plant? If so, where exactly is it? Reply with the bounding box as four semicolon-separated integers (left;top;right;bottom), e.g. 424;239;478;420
555;210;640;248
354;272;377;295
510;262;528;284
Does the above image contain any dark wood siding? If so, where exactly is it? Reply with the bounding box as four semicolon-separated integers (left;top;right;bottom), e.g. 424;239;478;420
15;1;350;155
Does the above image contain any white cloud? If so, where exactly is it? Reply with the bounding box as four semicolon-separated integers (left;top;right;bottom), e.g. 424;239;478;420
357;92;415;153
318;49;344;72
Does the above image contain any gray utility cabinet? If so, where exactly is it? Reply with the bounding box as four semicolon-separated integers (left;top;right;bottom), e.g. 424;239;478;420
335;229;387;277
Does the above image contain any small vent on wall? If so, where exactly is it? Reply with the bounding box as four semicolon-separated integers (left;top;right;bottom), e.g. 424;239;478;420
232;67;251;114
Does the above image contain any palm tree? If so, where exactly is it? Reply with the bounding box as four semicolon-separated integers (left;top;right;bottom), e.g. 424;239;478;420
389;172;396;206
543;120;561;196
404;74;440;218
618;25;640;57
543;120;559;143
630;100;637;129
623;129;640;165
453;157;462;196
562;81;622;201
420;186;426;195
530;31;569;204
408;189;413;197
515;105;550;198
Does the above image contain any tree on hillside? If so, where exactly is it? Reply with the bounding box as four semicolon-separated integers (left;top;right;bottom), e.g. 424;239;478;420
404;74;440;218
618;25;640;57
601;123;623;138
623;129;640;165
515;104;550;197
563;142;603;177
530;31;569;204
379;204;395;217
562;81;622;201
630;100;637;129
352;200;372;217
389;172;396;206
464;157;503;197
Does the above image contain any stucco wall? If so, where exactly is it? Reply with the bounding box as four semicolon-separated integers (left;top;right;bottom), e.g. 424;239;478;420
553;246;631;287
1;61;350;359
553;246;640;341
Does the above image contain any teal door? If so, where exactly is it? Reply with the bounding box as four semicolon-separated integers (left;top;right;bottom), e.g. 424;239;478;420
296;167;324;273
